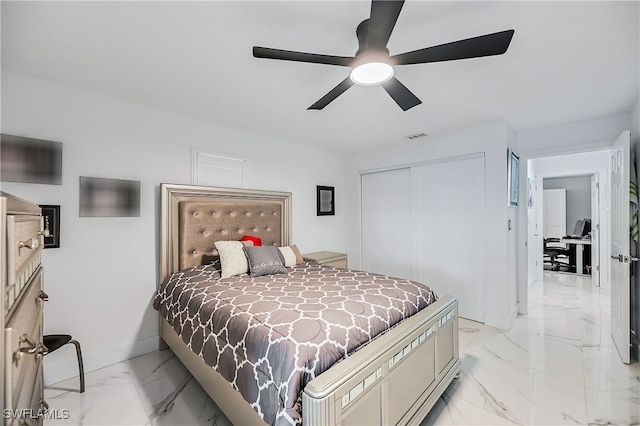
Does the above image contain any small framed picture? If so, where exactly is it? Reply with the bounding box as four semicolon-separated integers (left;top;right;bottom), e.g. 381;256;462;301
39;205;60;248
317;185;335;216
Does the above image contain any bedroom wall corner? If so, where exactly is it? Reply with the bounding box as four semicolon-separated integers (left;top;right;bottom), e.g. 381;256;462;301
1;71;349;385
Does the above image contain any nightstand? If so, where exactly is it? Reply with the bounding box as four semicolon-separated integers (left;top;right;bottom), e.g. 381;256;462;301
302;251;348;268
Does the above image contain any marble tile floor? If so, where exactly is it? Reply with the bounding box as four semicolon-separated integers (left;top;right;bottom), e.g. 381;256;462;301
44;272;639;425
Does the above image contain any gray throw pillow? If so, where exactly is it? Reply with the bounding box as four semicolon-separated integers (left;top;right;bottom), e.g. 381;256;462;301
243;246;288;277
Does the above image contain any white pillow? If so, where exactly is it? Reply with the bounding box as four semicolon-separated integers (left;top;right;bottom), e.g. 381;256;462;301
214;240;249;278
277;244;303;267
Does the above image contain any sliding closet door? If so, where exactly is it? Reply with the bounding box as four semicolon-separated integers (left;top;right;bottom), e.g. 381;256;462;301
361;168;412;279
416;156;486;322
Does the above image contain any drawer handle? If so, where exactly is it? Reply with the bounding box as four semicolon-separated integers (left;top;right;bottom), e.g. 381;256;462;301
18;334;38;354
18;237;39;250
37;290;49;302
14;334;48;362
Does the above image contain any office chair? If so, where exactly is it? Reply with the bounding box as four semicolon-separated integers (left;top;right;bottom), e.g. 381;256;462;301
543;238;571;271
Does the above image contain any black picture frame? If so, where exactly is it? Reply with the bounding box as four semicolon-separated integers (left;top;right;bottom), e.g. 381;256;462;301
39;205;60;248
317;185;335;216
508;148;520;207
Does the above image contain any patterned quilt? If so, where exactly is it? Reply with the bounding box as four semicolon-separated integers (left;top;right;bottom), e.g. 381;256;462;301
153;262;437;425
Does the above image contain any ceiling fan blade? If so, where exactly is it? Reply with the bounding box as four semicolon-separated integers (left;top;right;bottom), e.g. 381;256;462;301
391;29;515;65
253;46;354;66
367;0;405;50
382;77;422;111
308;77;355;110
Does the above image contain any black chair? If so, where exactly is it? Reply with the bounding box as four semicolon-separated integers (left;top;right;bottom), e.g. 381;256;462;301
43;334;85;393
543;238;571;271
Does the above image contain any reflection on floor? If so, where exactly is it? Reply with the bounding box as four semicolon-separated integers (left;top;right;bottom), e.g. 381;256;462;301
44;272;639;425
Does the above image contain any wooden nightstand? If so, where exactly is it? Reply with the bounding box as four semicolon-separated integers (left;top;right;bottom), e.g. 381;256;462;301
302;251;348;268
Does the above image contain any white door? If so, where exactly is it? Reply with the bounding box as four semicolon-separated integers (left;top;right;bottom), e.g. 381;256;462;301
543;189;567;238
361;168;412;279
610;130;631;364
527;175;539;284
416;156;486;322
535;175;545;282
591;174;601;287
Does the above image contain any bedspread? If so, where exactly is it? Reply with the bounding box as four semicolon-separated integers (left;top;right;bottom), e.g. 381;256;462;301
153;262;437;425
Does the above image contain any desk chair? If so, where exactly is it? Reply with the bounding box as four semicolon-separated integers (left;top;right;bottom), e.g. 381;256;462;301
543;238;571;271
43;334;85;393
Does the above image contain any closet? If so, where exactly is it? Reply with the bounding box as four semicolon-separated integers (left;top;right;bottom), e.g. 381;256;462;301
361;154;486;322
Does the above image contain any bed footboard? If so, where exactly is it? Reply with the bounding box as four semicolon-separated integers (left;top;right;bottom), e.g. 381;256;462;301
302;296;460;426
161;296;459;426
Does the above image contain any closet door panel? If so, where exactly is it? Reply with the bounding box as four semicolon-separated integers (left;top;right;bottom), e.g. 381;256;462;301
416;157;486;322
361;168;412;279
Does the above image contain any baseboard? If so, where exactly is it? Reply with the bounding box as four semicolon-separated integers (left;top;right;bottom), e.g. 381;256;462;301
43;335;158;386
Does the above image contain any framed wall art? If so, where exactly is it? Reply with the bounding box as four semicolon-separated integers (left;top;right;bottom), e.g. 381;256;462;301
39;204;60;248
317;185;335;216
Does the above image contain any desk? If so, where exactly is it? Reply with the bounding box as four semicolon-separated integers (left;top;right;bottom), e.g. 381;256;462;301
560;238;592;275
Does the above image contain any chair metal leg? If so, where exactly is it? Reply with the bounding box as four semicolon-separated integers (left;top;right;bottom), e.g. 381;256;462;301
69;340;85;393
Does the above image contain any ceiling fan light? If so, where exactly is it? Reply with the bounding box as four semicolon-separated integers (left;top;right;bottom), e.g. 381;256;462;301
350;62;394;86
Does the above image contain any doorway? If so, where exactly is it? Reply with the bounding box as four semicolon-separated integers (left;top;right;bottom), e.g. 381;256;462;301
542;175;597;278
524;150;611;292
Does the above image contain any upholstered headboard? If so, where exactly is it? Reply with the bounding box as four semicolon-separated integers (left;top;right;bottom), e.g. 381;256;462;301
160;184;291;283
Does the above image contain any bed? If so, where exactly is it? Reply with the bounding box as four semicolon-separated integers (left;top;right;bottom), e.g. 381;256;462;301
155;183;461;426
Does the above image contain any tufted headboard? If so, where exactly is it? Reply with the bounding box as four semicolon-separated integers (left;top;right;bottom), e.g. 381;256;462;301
160;184;291;283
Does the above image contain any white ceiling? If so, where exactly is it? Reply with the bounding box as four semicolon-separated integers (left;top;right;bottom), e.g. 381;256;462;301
2;1;639;152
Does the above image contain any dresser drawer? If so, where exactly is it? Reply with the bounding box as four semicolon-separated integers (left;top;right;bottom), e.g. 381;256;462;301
6;215;44;316
5;268;45;414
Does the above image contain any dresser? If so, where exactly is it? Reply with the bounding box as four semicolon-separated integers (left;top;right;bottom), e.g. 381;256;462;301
1;192;47;426
302;251;348;269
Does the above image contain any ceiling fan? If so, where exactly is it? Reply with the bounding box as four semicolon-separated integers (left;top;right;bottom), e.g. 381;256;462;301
253;0;514;111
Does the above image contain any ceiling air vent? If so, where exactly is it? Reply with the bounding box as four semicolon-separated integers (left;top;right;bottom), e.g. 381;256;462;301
404;132;428;140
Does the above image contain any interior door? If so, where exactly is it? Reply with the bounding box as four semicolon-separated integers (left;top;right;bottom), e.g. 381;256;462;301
535;175;544;282
543;188;567;238
591;174;600;286
610;130;631;364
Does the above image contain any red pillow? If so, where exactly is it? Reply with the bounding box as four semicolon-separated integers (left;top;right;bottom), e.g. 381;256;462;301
240;235;262;246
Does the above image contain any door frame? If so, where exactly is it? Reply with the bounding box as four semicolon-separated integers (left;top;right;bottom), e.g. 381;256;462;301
591;174;601;287
517;146;612;315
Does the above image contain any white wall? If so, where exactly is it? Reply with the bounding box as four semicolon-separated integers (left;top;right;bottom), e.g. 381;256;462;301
543;176;592;230
517;113;631;155
346;122;516;330
1;72;348;385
